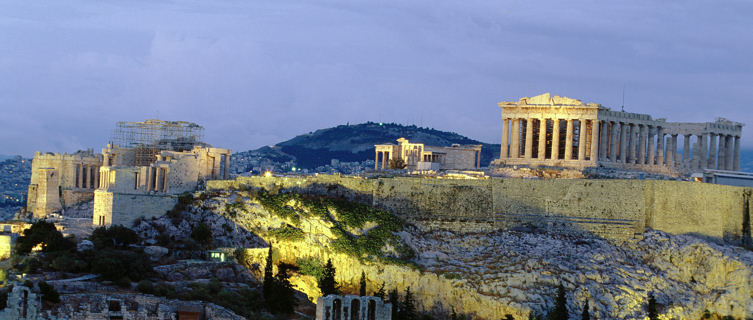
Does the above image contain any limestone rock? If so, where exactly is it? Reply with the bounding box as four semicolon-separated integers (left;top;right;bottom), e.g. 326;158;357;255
77;239;94;251
144;245;169;261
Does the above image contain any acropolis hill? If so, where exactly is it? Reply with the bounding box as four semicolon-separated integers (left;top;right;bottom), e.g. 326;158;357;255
4;93;753;320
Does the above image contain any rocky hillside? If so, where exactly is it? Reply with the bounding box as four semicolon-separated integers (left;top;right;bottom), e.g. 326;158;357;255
232;122;501;170
184;186;753;320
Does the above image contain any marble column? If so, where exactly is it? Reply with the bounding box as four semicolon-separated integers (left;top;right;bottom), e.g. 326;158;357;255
552;119;561;160
656;128;665;166
224;154;230;179
599;121;609;160
726;135;734;170
511;119;520;158
708;134;717;169
627;124;636;163
538;119;547;160
683;134;691;168
501;118;509;159
590;120;599;161
375;152;379;170
647;126;656;165
565;119;574;160
578;120;587;161
154;167;161;192
698;134;707;170
524;118;534;159
610;122;619;162
637;125;647;165
619;122;628;163
718;135;727;170
86;165;93;189
734;136;741;171
666;135;674;167
94;166;99;189
77;164;83;188
672;135;679;167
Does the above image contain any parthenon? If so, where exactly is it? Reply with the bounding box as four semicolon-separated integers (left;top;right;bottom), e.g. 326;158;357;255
495;93;743;174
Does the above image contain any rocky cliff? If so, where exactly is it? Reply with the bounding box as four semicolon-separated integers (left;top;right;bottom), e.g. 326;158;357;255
188;187;753;319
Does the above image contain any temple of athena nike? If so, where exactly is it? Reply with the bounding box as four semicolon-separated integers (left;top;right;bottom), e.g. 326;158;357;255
495;93;743;174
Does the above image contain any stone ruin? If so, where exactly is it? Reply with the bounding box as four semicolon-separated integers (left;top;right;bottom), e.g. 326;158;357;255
24;119;232;226
496;93;744;175
375;137;482;171
316;294;392;320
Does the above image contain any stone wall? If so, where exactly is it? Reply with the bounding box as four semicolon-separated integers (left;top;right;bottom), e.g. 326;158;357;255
208;175;753;244
94;190;178;226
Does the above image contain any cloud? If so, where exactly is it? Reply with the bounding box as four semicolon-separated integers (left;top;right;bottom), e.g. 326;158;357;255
0;0;752;157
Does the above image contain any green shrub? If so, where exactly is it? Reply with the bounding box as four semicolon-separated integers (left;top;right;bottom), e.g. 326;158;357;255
14;221;75;254
90;249;152;282
0;285;12;309
268;225;305;242
191;222;212;245
90;225;138;249
137;280;154;294
154;282;176;298
296;257;325;281
39;281;60;304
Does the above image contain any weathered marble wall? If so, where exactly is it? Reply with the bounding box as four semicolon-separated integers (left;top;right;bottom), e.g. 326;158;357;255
208;175;753;245
94;190;178;226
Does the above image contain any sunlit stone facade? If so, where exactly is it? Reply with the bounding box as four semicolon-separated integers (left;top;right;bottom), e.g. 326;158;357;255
495;93;743;174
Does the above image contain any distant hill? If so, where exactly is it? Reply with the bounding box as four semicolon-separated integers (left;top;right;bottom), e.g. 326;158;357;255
238;122;500;169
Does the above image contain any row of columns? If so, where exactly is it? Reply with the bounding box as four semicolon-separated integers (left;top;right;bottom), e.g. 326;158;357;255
76;164;99;189
596;121;741;171
500;118;599;162
375;151;391;170
147;167;168;192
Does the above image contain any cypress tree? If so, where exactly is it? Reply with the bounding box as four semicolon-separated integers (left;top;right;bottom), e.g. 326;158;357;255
647;293;658;320
269;263;297;314
402;286;417;320
581;300;589;320
359;271;367;296
388;288;400;320
262;246;274;303
374;282;386;300
550;283;568;320
318;258;339;296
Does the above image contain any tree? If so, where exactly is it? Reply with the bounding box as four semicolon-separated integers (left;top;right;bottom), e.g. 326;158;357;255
388;288;400;320
90;249;152;282
263;246;274;303
267;263;298;314
374;282;386;300
15;221;74;254
401;286;417;320
359;271;367;296
647;293;658;320
38;281;59;304
581;300;589;320
548;283;568;320
90;225;138;249
318;258;339;296
388;158;406;169
190;222;212;245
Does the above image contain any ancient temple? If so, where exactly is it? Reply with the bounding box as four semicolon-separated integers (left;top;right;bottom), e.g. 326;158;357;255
495;93;743;174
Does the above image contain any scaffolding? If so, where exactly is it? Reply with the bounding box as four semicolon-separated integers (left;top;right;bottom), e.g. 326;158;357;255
111;119;205;166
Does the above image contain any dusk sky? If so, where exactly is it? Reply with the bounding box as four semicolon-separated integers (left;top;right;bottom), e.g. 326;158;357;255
1;1;752;157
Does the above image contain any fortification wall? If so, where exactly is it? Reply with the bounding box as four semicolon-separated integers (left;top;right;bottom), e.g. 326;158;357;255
207;175;753;244
94;190;177;226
